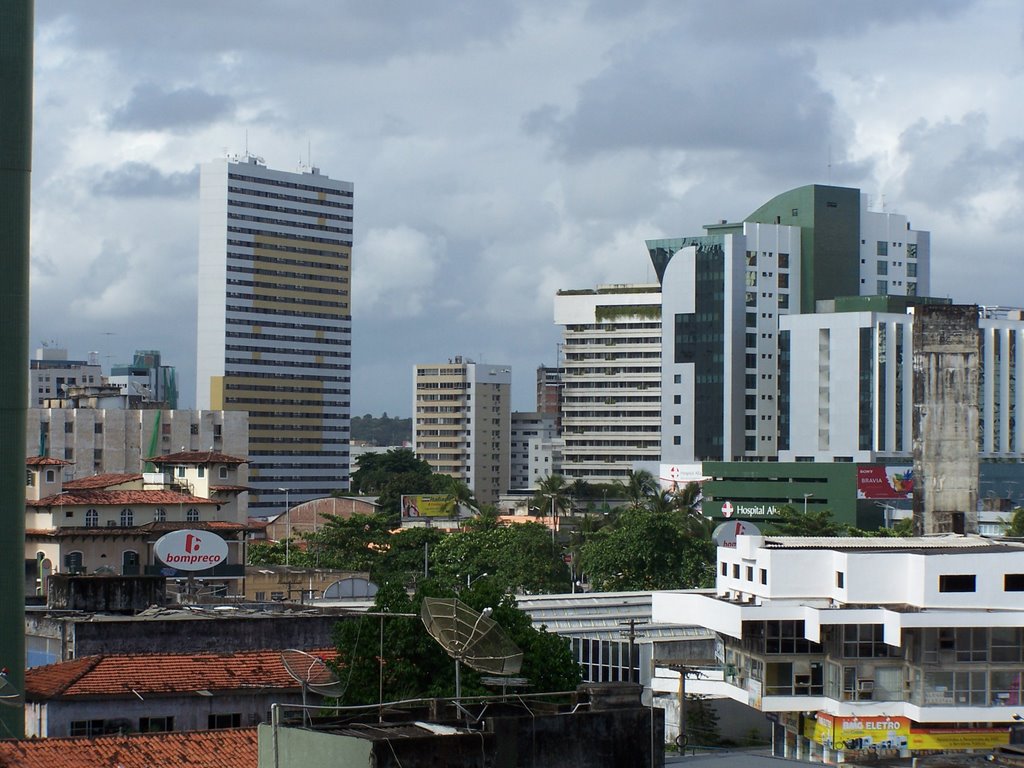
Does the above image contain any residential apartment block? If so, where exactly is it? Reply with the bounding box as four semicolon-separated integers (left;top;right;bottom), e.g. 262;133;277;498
196;155;354;512
510;411;559;490
553;285;661;483
29;347;102;407
412;357;511;504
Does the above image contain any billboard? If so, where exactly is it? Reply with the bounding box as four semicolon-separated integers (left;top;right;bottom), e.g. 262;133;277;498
857;465;914;499
659;463;706;492
153;529;228;572
805;714;910;752
401;494;455;519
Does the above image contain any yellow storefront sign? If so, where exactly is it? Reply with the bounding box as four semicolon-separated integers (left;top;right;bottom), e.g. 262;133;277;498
909;728;1009;751
806;713;911;751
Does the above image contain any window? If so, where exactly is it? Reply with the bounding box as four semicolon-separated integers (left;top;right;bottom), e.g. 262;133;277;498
876;280;888;294
732;564;740;579
877;240;888;256
177;466;186;478
154;508;166;522
876;260;888;275
673;395;681;405
208;713;242;729
85;509;98;527
65;551;84;574
955;628;987;662
842;624;890;658
836;571;845;588
45;469;55;483
939;574;976;593
198;466;205;478
778;253;789;269
746;566;754;582
140;716;174;732
25;470;32;486
760;569;767;585
190;423;199;435
672;436;681;445
120;508;134;527
94;422;103;434
219;466;229;479
765;621;820;654
255;591;266;601
673;415;681;425
721;562;728;576
187;507;200;522
1004;574;1024;591
70;720;107;737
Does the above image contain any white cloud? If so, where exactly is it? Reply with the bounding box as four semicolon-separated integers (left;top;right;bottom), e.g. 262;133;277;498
353;226;446;319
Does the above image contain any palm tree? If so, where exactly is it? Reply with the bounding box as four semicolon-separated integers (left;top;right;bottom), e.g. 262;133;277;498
534;474;572;518
615;469;658;510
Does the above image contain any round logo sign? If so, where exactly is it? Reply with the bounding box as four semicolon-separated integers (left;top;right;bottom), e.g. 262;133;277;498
153;529;228;572
721;501;734;518
712;520;762;548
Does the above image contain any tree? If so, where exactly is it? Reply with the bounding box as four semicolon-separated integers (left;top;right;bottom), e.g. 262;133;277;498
331;580;580;705
348;448;433;494
579;507;714;591
429;522;570;595
532;474;572;520
683;695;721;747
615;469;658;510
303;513;392;571
373;526;446;586
1003;507;1024;537
766;505;847;537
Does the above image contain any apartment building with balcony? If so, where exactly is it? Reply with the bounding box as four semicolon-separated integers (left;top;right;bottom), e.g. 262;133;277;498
653;534;1024;761
553;285;661;483
412;357;510;504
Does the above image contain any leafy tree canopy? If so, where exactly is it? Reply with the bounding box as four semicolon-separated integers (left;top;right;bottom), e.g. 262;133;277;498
579;507;714;592
331;579;580;705
350;413;411;447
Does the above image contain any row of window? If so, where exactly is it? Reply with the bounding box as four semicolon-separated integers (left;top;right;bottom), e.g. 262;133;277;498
78;507;202;526
70;713;247;737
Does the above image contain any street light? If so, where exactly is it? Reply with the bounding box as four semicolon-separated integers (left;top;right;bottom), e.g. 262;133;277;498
466;572;488;588
803;493;814;515
278;487;290;566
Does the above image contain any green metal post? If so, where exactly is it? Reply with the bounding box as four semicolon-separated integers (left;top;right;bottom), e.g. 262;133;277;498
0;0;34;739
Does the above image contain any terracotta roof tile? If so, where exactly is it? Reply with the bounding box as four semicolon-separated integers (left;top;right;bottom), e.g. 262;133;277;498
25;649;337;700
25;456;72;467
63;473;143;490
28;491;216;508
0;727;257;768
209;485;251;493
147;451;247;466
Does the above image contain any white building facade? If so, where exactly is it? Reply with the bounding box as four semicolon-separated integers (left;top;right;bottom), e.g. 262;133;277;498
509;411;558;491
196;155;354;512
653;535;1024;762
553;285;661;483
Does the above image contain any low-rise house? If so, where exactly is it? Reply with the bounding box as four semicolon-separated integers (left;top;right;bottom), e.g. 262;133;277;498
653;534;1024;762
24;648;335;738
24;453;250;598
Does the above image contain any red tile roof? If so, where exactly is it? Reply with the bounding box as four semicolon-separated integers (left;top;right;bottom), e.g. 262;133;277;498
25;649;337;699
209;485;251;493
28;491;217;508
25;456;72;467
63;473;143;490
0;727;257;768
48;521;249;537
147;451;247;466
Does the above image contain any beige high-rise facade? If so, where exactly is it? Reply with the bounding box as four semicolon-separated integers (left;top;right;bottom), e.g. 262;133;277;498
196;155;353;513
412;357;510;504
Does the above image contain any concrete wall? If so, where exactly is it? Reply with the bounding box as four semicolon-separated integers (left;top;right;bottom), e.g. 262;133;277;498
27;612;346;663
912;305;980;534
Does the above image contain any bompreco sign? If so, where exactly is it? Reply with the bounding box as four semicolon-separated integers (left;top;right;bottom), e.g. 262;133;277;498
154;530;228;572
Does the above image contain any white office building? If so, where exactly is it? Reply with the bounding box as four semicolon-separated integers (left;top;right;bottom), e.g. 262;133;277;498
553;285;661;483
196;155;354;512
510;411;559;491
653;534;1024;762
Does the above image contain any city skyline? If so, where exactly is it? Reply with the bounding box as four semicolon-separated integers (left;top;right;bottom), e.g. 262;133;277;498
26;2;1024;417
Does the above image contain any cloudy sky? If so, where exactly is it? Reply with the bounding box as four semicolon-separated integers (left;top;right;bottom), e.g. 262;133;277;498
28;1;1024;416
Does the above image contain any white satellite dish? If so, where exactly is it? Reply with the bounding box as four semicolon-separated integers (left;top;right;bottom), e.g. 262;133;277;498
420;597;523;700
280;649;347;725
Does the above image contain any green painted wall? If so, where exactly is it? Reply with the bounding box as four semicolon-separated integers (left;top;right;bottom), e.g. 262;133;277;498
745;185;861;313
0;0;33;739
702;461;860;525
258;723;371;768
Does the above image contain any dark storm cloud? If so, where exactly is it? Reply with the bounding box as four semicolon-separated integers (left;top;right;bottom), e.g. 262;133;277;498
897;113;1024;215
38;1;522;67
108;83;235;131
93;163;198;198
526;41;841;178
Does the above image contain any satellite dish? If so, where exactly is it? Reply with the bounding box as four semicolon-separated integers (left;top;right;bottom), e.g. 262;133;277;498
280;649;347;724
0;669;23;709
420;597;523;700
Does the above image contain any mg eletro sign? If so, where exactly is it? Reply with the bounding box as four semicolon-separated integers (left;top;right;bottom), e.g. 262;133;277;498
154;529;228;572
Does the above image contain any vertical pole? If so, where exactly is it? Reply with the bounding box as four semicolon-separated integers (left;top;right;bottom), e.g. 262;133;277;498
0;0;33;738
378;615;384;722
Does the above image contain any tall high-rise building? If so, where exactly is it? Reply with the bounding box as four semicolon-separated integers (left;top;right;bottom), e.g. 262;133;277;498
412;357;510;504
196;155;354;512
652;185;930;464
553;285;662;482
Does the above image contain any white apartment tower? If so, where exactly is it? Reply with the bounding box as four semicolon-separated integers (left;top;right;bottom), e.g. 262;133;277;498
412;357;511;504
196;155;353;512
553;285;661;483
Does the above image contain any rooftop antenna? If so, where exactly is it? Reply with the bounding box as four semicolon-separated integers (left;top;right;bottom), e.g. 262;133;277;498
421;597;522;701
280;649;347;726
245;129;248;157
